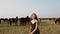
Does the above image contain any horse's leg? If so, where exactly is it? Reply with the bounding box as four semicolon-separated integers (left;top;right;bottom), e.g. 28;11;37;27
15;21;17;26
23;22;25;26
10;21;12;26
58;19;60;24
25;22;26;26
0;20;1;24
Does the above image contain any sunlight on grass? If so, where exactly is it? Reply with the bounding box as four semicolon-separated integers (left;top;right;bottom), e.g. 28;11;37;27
0;22;60;34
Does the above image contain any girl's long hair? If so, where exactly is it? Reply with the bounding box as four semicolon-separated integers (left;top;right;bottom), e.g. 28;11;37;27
31;13;38;20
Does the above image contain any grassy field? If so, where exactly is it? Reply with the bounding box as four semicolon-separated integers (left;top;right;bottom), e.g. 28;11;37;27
0;21;60;34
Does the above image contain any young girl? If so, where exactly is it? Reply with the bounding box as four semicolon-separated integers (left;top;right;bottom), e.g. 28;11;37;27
29;13;40;34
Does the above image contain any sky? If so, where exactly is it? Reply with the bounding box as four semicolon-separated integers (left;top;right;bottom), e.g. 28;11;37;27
0;0;60;18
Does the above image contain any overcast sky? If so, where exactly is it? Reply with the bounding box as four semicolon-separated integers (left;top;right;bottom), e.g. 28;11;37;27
0;0;60;18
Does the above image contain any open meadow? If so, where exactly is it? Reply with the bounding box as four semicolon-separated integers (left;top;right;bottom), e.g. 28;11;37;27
0;20;60;34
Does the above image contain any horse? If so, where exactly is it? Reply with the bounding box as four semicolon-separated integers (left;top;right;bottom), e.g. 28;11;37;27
0;18;5;24
19;16;30;26
55;18;60;24
8;18;18;26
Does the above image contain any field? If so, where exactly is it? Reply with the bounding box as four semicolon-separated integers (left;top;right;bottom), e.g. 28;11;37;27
0;20;60;34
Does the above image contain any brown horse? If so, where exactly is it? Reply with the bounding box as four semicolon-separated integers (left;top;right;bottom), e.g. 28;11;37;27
55;18;60;24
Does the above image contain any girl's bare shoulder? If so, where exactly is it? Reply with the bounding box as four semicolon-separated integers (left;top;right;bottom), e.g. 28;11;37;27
35;20;38;23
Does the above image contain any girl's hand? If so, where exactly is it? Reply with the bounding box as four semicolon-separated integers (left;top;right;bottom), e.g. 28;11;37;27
29;33;33;34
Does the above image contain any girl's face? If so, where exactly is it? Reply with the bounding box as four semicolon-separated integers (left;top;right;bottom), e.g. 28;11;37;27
31;14;36;20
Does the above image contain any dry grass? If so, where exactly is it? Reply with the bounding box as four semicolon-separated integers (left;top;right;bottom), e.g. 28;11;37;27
0;21;60;34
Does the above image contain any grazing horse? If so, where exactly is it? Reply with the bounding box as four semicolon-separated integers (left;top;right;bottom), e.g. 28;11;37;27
19;16;30;26
55;18;60;24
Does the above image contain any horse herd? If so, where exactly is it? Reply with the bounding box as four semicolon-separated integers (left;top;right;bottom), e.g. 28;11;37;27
0;16;30;26
0;16;60;26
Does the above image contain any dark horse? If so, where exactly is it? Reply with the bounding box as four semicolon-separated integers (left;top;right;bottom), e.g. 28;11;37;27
55;18;60;24
8;17;18;26
0;19;1;24
19;16;30;26
0;18;9;24
0;18;5;24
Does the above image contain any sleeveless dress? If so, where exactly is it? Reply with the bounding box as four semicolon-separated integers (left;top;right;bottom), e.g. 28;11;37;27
30;20;40;34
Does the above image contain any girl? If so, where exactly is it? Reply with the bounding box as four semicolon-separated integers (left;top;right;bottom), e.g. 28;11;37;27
29;13;40;34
